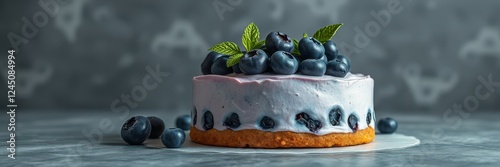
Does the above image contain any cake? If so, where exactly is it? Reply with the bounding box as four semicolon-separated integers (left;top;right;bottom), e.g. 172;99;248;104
190;23;375;148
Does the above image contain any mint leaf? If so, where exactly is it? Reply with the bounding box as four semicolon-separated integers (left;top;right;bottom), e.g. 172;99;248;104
252;40;265;50
242;22;260;51
313;23;343;43
209;42;241;55
292;39;300;55
303;33;308;38
226;53;244;67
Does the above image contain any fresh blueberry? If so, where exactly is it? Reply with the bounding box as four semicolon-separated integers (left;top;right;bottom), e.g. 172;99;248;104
232;64;242;74
320;55;328;63
265;32;294;53
323;40;339;61
201;51;225;75
121;116;151;145
223;113;241;129
192;107;197;126
239;49;269;75
270;51;299;75
147;116;165;139
348;114;359;132
176;115;191;131
295;112;322;132
202;111;214;130
298;37;325;59
299;59;326;76
326;61;349;77
335;55;351;72
211;56;233;75
377;117;398;134
328;108;343;126
366;111;372;125
161;128;186;148
260;116;275;129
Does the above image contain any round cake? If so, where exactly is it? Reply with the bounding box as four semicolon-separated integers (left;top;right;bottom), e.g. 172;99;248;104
190;73;375;148
191;22;376;148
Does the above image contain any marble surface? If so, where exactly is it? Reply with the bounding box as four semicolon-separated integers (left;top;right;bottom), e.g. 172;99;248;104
1;110;499;167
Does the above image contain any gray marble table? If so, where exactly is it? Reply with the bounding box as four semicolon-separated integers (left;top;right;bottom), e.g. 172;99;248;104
1;110;499;167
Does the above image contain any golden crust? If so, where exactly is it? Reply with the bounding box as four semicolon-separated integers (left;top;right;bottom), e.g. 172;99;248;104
190;127;375;148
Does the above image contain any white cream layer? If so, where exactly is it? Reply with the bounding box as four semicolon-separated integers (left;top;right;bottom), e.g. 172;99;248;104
192;73;375;135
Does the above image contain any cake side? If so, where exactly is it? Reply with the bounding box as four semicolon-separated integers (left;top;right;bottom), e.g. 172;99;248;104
191;73;375;136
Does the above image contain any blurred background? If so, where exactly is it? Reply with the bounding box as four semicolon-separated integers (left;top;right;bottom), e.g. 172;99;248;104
1;0;499;113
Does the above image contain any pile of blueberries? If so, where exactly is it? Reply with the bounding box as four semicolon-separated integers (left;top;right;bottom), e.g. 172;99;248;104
120;115;191;148
202;32;351;77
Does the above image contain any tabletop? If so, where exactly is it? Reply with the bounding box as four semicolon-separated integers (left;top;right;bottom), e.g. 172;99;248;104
1;110;499;167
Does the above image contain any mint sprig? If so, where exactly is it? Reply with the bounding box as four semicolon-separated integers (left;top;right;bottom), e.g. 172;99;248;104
209;42;241;55
292;39;300;55
209;22;263;67
313;23;343;44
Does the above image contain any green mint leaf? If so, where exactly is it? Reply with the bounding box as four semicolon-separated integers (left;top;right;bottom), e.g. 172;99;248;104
313;23;343;44
209;42;241;55
303;33;308;38
252;40;265;50
226;53;244;67
242;22;260;51
292;39;300;55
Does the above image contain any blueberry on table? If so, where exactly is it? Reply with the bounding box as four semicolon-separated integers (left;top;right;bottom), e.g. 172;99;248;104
121;116;151;145
147;116;165;139
239;49;269;75
201;51;225;75
176;115;191;131
326;60;349;77
211;56;233;75
323;40;339;61
377;117;398;134
298;37;325;59
161;128;186;148
265;32;294;53
270;51;299;75
299;59;326;76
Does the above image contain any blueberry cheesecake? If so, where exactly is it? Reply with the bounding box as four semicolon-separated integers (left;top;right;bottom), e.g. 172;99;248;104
190;23;375;148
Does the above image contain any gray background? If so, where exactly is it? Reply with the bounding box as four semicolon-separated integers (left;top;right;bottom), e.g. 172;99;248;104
1;0;500;113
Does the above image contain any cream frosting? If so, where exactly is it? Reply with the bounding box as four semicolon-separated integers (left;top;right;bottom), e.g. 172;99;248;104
192;73;375;135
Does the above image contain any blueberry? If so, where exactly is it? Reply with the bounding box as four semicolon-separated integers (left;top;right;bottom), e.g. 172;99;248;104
202;111;214;130
210;56;233;75
176;115;191;131
328;108;343;126
377;117;398;134
335;55;351;72
201;51;225;75
147;116;165;139
298;37;325;59
299;59;326;76
223;113;241;129
366;111;372;125
320;55;328;63
121;116;151;145
161;128;186;148
323;40;339;61
270;51;299;75
348;114;359;132
260;116;275;129
192;107;197;126
295;112;322;132
232;64;242;74
239;49;269;75
326;61;349;77
265;32;294;53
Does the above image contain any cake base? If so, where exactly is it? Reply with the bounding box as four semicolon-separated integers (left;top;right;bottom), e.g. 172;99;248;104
190;127;375;148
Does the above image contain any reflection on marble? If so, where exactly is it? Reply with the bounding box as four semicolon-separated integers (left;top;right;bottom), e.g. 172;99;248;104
1;110;499;166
